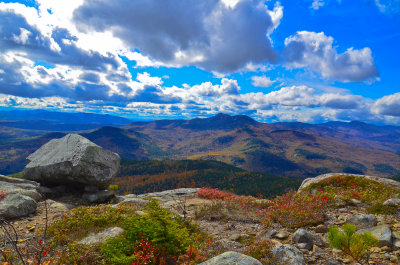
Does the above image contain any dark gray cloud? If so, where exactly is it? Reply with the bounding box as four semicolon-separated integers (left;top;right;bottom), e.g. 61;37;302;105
284;31;379;82
73;0;278;73
319;94;363;109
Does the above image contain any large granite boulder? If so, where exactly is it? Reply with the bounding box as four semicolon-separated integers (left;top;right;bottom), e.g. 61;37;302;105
298;173;400;192
22;134;120;189
347;214;377;229
199;251;262;265
0;193;37;219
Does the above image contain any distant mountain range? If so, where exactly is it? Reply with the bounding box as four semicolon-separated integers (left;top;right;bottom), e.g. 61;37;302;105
0;113;399;178
0;109;132;132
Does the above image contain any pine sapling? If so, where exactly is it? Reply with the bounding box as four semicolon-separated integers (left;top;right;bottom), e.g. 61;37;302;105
328;223;378;264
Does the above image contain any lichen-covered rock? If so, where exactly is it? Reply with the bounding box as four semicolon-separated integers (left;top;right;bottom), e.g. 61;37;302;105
22;134;120;189
271;244;305;265
199;251;262;265
137;188;199;201
0;193;37;219
357;225;392;246
347;214;377;229
298;173;400;192
0;175;42;202
78;227;124;245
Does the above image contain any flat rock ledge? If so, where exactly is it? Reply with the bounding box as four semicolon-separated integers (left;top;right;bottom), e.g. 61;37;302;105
0;175;42;202
298;173;400;191
199;251;262;265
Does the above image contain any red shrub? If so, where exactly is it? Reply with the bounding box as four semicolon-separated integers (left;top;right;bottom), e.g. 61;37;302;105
197;188;237;201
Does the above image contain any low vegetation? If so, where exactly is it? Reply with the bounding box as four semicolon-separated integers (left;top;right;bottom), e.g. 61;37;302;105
303;175;400;203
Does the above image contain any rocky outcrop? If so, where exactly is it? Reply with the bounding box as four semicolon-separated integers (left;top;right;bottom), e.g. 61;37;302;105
78;227;124;245
0;194;37;219
0;175;42;202
298;173;400;191
199;251;262;265
22;134;120;189
137;188;199;201
271;244;305;265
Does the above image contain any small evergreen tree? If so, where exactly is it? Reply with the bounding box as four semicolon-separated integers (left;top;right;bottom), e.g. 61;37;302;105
328;223;378;264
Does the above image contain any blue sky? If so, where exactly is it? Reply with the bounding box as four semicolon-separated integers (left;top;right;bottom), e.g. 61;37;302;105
0;0;399;124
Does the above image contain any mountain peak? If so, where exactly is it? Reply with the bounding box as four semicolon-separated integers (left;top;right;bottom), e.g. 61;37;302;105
185;113;259;130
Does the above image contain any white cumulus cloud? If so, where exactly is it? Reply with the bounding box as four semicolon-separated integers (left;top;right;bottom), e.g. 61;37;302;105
284;31;379;82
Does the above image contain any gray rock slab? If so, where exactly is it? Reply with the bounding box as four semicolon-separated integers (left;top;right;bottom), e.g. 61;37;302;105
271;244;306;265
78;227;124;245
0;175;42;202
0;193;37;219
137;188;199;201
22;134;120;189
199;251;262;265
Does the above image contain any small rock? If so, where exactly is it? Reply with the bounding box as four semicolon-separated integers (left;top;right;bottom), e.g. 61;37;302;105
315;224;328;233
198;251;262;265
350;199;362;205
347;214;377;229
383;198;400;207
275;230;289;240
326;258;342;265
0;194;37;219
293;228;314;250
296;243;310;250
262;228;277;239
390;255;398;262
394;240;400;248
271;244;305;265
78;227;124;245
356;225;392;246
293;228;326;249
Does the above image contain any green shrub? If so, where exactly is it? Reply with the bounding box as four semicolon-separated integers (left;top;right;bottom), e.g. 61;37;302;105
366;202;397;214
100;200;206;265
47;204;138;245
328;223;378;264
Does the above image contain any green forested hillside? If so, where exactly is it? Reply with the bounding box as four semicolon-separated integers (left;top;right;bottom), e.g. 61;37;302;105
113;159;303;198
